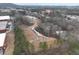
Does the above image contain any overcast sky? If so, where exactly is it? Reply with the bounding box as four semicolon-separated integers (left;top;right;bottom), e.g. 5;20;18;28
0;0;79;6
15;3;79;6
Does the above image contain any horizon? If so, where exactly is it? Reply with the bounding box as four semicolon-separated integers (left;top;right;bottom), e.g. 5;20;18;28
14;3;79;6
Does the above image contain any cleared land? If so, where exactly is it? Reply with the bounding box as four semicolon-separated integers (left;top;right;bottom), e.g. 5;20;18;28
19;17;57;52
4;31;15;55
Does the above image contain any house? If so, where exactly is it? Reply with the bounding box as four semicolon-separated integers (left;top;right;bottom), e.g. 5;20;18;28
56;31;68;40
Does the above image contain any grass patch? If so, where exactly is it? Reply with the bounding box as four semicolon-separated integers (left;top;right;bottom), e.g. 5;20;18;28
13;26;30;55
40;42;47;51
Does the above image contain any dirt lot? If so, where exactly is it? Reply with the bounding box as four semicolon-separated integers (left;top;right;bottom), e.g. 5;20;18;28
19;24;57;52
18;16;57;52
4;31;15;55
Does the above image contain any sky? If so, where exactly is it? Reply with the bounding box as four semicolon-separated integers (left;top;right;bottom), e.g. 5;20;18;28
0;0;79;3
0;0;79;6
15;3;79;6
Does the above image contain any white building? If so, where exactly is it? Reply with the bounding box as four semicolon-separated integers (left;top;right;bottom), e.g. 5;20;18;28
0;16;12;54
0;16;11;32
0;21;8;32
0;33;6;55
0;16;10;21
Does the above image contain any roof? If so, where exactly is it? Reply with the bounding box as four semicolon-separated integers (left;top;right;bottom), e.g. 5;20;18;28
0;33;6;47
0;21;8;30
0;16;10;21
26;15;37;20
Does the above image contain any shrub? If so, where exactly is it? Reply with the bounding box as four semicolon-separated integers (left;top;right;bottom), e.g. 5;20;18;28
40;42;47;51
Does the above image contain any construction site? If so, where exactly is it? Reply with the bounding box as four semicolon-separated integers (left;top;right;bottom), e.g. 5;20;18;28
19;16;57;53
0;15;58;55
